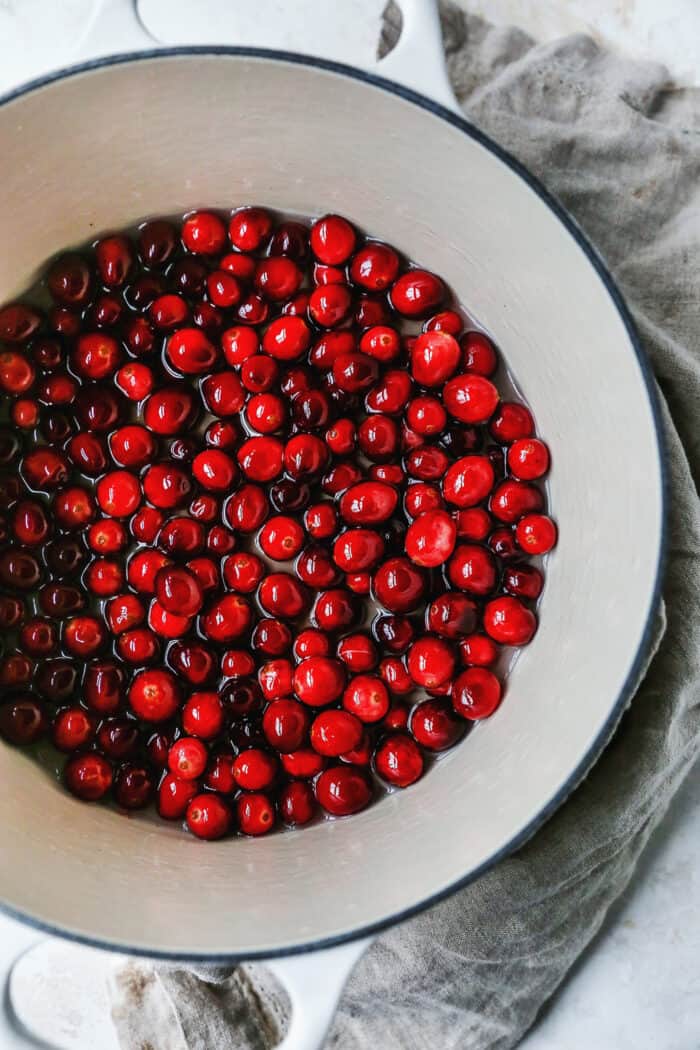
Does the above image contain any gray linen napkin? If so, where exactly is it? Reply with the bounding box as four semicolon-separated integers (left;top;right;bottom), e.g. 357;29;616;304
110;4;700;1047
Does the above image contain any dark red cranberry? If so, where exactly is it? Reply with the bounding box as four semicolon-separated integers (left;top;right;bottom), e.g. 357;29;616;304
22;446;69;490
114;765;154;809
366;369;413;414
426;592;478;639
0;303;42;343
67;433;107;475
95;234;133;287
222;680;263;720
64;752;113;801
74;384;122;432
258;573;309;620
229;207;273;252
169;642;217;686
143;387;195;435
503;562;544;599
269;221;310;261
373;557;425;613
0;596;24;630
47;253;92;305
452;667;502;720
34;659;76;701
313;588;356;631
0;694;47;744
460;331;498;376
490;402;534;443
373;614;414;654
225;484;269;532
139;219;177;267
0;548;41;590
19;616;58;656
241;353;279;392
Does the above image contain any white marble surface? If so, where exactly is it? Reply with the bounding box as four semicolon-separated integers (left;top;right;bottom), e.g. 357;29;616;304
0;2;698;1047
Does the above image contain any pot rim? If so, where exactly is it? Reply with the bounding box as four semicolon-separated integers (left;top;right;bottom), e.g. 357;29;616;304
0;46;668;963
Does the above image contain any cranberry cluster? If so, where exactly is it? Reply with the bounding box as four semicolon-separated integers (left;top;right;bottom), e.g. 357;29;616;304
0;208;555;840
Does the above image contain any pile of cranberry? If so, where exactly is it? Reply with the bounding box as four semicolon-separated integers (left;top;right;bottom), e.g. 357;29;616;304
0;207;556;840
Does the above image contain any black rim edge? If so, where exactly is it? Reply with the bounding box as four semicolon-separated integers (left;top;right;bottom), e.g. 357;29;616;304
0;46;668;964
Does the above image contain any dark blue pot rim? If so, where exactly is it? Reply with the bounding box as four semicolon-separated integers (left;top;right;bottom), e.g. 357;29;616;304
0;47;668;963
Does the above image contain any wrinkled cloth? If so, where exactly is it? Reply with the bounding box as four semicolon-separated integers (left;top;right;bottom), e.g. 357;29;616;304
110;4;700;1048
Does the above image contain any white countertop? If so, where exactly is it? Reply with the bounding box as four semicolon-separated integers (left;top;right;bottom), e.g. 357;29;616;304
1;3;698;1047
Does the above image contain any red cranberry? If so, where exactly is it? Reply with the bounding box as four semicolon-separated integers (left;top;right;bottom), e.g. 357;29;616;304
225;484;268;532
138;219;177;267
310;214;356;264
507;438;550;480
349;243;399;291
182;211;226;254
443;373;499;424
407;635;456;690
200;594;252;643
166;327;218;375
246;392;285;434
97;717;140;760
118;624;160;665
130;507;164;545
236;436;283;482
262;316;311;361
390;269;444;317
11;399;38;428
410;330;460;386
315;765;372;816
311;710;363;757
144;387;195;435
374;734;424;787
187;793;231;839
262;698;309;752
204;751;237;794
168;737;208;780
374;614;414;654
124;315;155;354
142;463;191;509
64;752;112;801
424;309;462;335
22;446;69;490
452;667;502;720
201;371;245;416
460;331;498;375
158;773;199;820
0;694;47;744
241;354;279;392
411;697;463;751
308;283;353;328
54;485;97;529
405;509;457;568
503;562;544;599
426;591;477;639
236;792;275;836
129;669;180;721
515;514;557;554
342;674;389;723
490;480;543;523
280;748;326;778
484;596;537;645
313;588;355;631
154;565;204;617
460;633;499;667
293;629;330;661
293;656;345;707
332;529;385;573
373;557;425;613
229;207;273;251
258;657;293;701
490;401;534;443
442;454;495;509
11;500;50;545
258;573;309;619
0;350;36;395
279;781;316;826
156;517;205;557
47;253;92;305
84;558;124;596
365;369;413;414
106;593;145;634
96;470;141;517
447;544;497;596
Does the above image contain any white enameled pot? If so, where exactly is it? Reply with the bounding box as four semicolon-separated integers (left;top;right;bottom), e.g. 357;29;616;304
0;1;665;1047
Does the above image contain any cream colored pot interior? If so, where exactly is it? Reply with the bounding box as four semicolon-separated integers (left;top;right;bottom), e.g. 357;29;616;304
0;54;663;957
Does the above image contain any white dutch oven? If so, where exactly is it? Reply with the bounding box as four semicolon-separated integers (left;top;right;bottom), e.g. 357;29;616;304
0;1;665;1047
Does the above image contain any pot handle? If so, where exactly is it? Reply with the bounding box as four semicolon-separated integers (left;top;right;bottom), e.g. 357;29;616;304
73;0;458;112
265;937;372;1050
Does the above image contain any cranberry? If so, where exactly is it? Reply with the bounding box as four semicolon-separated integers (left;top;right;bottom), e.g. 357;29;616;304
411;697;463;751
114;765;154;810
490;480;543;523
410;330;460;386
241;354;279;392
355;295;391;328
490;402;534;443
64;752;113;801
246;392;285;434
39;580;84;612
383;704;410;731
404;483;443;519
293;656;345;707
95;234;133;287
459;633;499;667
332;529;384;573
484;596;537;645
181;210;226;254
11;399;39;427
200;593;252;644
11;499;50;545
129;668;180;721
187;793;231;839
404;509;457;568
310;214;356;264
47;253;92;305
489;527;519;559
452;667;502;720
407;635;456;690
257;658;293;701
84;558;124;596
0;303;42;343
390;269;444;317
201;371;245;416
366;369;412;413
262;316;311;360
258;573;309;619
97;717;141;760
22;446;69;490
187;556;220;593
313;588;355;631
54;485;97;529
0;694;47;744
142;463;191;509
315;765;372;816
515;514;557;554
106;593;145;634
349;243;399;291
279;781;316;826
507;438;550;480
374;614;414;654
0;350;36;395
204;751;237;793
96;470;141;517
131;507;164;545
339;481;398;526
280;748;326;778
426;592;478;639
373;557;425;613
83;661;125;713
442;454;495;509
443;373;499;425
228;207;273;251
236;792;275;836
458;331;497;375
268;221;309;260
447;544;497;596
157;517;205;557
158;773;199;820
63;615;106;657
225;484;268;532
342;674;389;723
170;642;217;685
308;284;352;328
311;710;363;757
75;385;121;432
138;219;177;267
124;315;155;354
293;629;330;661
503;562;544;599
166;328;218;375
144;387;195;435
262;698;309;752
34;659;76;700
374;734;424;787
0;548;41;590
